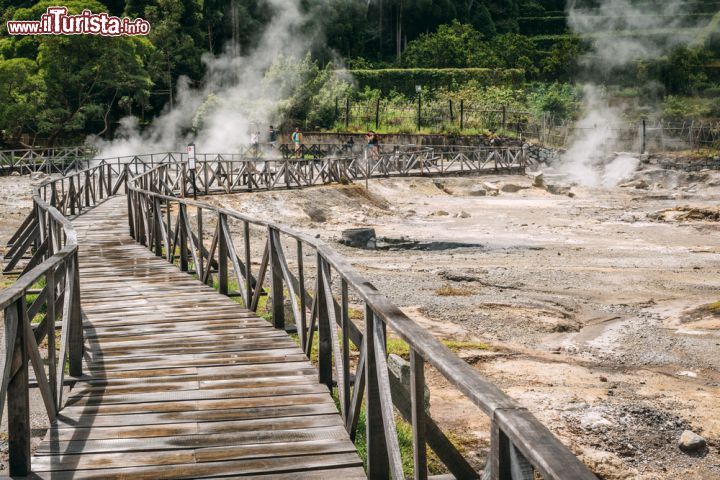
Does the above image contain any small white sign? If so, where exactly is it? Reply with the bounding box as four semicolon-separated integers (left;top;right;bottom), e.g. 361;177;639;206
187;144;196;170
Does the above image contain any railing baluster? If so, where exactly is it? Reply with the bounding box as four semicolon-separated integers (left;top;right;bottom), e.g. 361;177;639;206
179;204;188;271
316;255;332;389
217;212;228;294
197;208;204;281
340;278;350;418
490;422;512;480
364;304;389;478
296;240;307;349
244;222;252;309
268;227;285;330
410;349;427;480
47;268;57;407
7;299;30;477
68;252;83;377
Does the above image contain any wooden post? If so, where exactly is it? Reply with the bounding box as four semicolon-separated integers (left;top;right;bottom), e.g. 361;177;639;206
179;204;188;272
153;199;162;257
335;97;339;124
316;256;332;389
449;99;454;123
46;268;57;407
7;300;30;477
268;227;285;330
460;100;464;130
218;212;228;295
244;222;252;308
341;279;350;417
84;171;91;207
410;350;427;480
375;98;380;130
296;240;307;348
197;208;204;280
490;422;512;480
417;92;422;131
641;119;646;154
502;105;507;133
365;304;389;478
345;98;350;129
68;252;83;377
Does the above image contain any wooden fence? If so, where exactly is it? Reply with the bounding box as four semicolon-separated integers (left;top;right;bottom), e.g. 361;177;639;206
0;147;95;176
126;160;597;480
0;159;158;475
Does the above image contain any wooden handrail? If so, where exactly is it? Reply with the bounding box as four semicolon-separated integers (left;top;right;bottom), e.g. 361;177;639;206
127;160;596;480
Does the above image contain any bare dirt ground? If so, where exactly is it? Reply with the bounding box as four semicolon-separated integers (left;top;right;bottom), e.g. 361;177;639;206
209;165;720;479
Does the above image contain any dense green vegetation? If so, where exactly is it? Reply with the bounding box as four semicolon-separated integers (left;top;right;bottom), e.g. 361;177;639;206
0;0;718;145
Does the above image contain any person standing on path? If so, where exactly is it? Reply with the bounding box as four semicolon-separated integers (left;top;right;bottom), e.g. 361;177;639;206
292;127;303;159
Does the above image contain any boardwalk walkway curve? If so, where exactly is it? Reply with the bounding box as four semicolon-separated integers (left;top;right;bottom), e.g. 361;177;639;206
1;154;597;479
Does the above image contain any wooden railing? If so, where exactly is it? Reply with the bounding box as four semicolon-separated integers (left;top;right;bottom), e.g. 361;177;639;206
0;160;139;475
118;146;530;198
0;193;83;476
127;161;597;480
0;146;96;176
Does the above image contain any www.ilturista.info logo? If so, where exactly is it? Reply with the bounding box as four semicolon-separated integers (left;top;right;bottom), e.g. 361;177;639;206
6;7;150;36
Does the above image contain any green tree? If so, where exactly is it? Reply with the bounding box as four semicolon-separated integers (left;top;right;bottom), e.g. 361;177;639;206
144;0;203;110
540;37;583;81
485;33;539;77
0;58;44;147
401;21;484;68
0;1;154;144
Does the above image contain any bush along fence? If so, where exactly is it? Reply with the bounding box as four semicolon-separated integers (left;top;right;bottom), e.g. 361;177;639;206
331;97;533;135
328;98;720;154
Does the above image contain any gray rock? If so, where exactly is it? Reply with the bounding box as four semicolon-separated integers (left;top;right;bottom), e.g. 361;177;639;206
482;182;499;192
340;228;376;249
678;430;706;452
620;212;638;223
305;207;327;222
500;183;528;193
469;187;486;197
387;354;430;408
30;171;50;181
546;184;571;196
434;210;449;216
459;211;471;218
532;173;545;188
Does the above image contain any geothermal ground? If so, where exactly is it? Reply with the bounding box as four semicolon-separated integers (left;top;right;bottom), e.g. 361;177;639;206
1;161;719;478
206;163;720;480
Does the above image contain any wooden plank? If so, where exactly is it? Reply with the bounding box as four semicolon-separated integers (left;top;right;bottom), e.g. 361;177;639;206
36;425;353;455
30;451;363;479
33;438;357;472
59;393;334;417
55;403;338;428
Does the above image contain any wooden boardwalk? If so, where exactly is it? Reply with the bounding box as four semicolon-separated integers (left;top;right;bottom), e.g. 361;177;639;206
30;197;365;479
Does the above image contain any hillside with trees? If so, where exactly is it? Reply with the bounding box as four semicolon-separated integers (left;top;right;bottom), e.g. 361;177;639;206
0;0;718;145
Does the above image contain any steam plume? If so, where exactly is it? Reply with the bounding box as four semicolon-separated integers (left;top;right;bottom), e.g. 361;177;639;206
91;0;313;158
560;0;709;187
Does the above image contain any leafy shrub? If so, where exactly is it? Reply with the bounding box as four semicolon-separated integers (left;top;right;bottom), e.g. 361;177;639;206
347;68;525;96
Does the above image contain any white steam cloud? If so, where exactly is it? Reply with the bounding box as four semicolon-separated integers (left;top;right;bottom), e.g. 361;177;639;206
560;0;707;187
91;0;313;158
